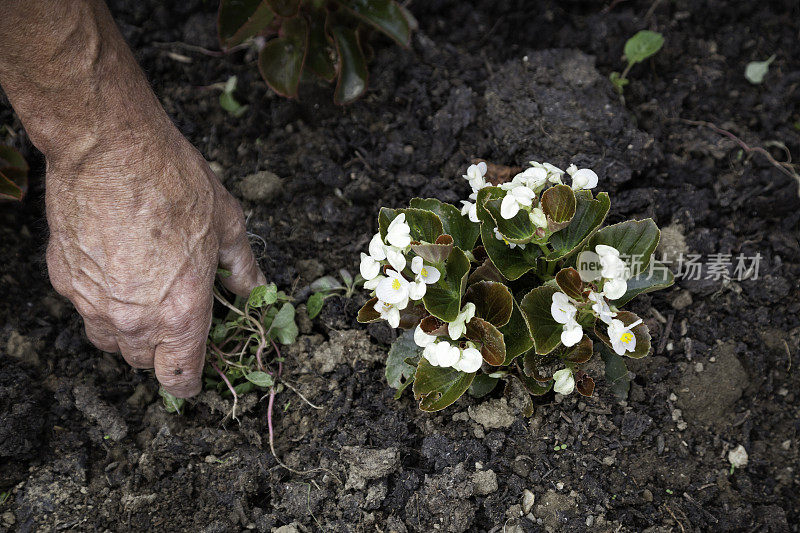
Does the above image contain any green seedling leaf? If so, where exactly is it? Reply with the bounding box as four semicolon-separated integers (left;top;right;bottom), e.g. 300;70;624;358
411;235;454;264
624;30;664;64
233;381;256;395
587;218;661;275
218;0;275;49
465;316;506;366
305;10;337;81
541;184;576;231
265;0;299;17
273;319;298;344
0;145;29;201
339;269;354;287
210;322;230;344
410;197;480;251
464;281;513;328
609;71;629;94
245;370;274;388
594;310;651;359
468;373;499;398
599;344;630;399
548;191;610;263
219;76;248;117
412;357;475;412
422;247;469;322
745;55;775;84
612;259;674;306
258;17;309;98
310;275;344;292
271;302;296;330
484;197;536;244
499;299;534;365
555;267;584;301
248;283;278;308
386;329;419;389
307;292;325;319
519;285;563;355
340;0;412;46
330;22;368;104
159;387;185;414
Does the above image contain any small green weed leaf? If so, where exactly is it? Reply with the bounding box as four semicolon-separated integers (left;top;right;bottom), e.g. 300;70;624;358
541;184;577;231
499;299;534;365
233;381;256;395
273;319;298;344
519;285;563;356
612;259;674;306
386;329;419;389
248;283;278;308
464;281;513;328
159;387;185;414
210;323;229;344
468;373;499;398
548;191;610;263
310;275;343;293
409;197;480;250
599;344;630;399
465;316;506;366
219;78;248;118
609;71;629;94
307;292;325;319
245;370;274;388
745;55;775;84
422;247;469;322
340;0;412;46
218;0;275;49
624;30;664;64
587;218;661;274
258;17;308;98
271;302;296;330
413;358;475;412
555;267;584;301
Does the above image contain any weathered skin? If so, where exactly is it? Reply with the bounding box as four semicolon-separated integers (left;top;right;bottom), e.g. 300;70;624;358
0;0;265;397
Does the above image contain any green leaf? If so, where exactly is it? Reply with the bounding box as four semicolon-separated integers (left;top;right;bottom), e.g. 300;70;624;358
560;335;593;364
612;259;674;306
307;292;325;319
310;275;343;292
468;374;499;398
273;319;298;344
464;281;513;328
422;247;470;322
217;0;275;49
159;387;185;414
305;11;337;81
245;370;274;388
465;317;506;366
499;299;534;365
398;207;444;244
357;297;381;323
599;344;630;399
587;218;661;274
330;23;368;104
385;329;419;389
265;0;299;17
220;90;248;117
0;145;28;201
555;267;584;301
745;55;775;84
412;358;475;412
216;268;233;278
594;310;651;359
516;371;553;396
519;285;563;355
409;197;480;251
210;323;229;344
411;236;453;264
233;381;256;395
541;184;576;232
548;191;610;262
271;302;296;330
609;71;629;94
340;0;412;46
484;197;536;244
258;17;309;98
624;30;664;64
248;283;278;308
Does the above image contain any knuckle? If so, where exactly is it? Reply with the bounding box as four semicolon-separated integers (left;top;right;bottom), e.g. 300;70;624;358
107;310;149;335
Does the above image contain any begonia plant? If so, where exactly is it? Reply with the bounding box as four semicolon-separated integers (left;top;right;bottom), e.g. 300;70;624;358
358;161;674;411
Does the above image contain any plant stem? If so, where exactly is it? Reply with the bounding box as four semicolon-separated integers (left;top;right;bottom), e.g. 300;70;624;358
211;359;239;422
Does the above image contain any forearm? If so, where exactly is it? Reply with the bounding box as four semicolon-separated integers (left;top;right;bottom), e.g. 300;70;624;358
0;0;173;168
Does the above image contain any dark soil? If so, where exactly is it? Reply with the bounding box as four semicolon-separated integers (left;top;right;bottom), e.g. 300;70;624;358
2;0;800;531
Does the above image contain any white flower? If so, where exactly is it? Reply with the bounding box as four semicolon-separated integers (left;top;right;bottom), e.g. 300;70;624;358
409;256;441;300
561;319;583;347
374;299;401;328
515;167;549;189
369;233;387;260
529;207;547;228
376;270;410;305
422;343;439;365
435;341;461;367
595;244;629;280
385;247;407;273
454;345;483;373
551;292;577;324
448;302;476;340
602;278;627;300
360;252;381;281
364;274;384;291
588;291;616;325
493;227;525;249
460;200;479;223
414;324;437;348
500;185;535;219
464;162;488;190
552;368;575;395
567;165;598;190
386;213;412;248
607;318;642;355
530;161;565;182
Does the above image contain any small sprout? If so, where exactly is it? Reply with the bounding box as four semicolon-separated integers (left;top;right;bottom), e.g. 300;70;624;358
307;269;364;320
745;55;776;84
0;491;9;504
103;435;111;440
218;76;248;117
610;30;665;94
358;159;672;413
666;489;674;495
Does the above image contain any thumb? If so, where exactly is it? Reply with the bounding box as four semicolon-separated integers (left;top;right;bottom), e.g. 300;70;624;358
217;197;266;297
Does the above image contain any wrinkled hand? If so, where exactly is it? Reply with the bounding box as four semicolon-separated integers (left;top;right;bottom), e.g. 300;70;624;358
45;127;265;397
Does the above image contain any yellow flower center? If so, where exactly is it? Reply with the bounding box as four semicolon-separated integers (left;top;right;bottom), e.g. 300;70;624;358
502;237;510;245
392;279;402;290
620;332;633;343
420;268;428;278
